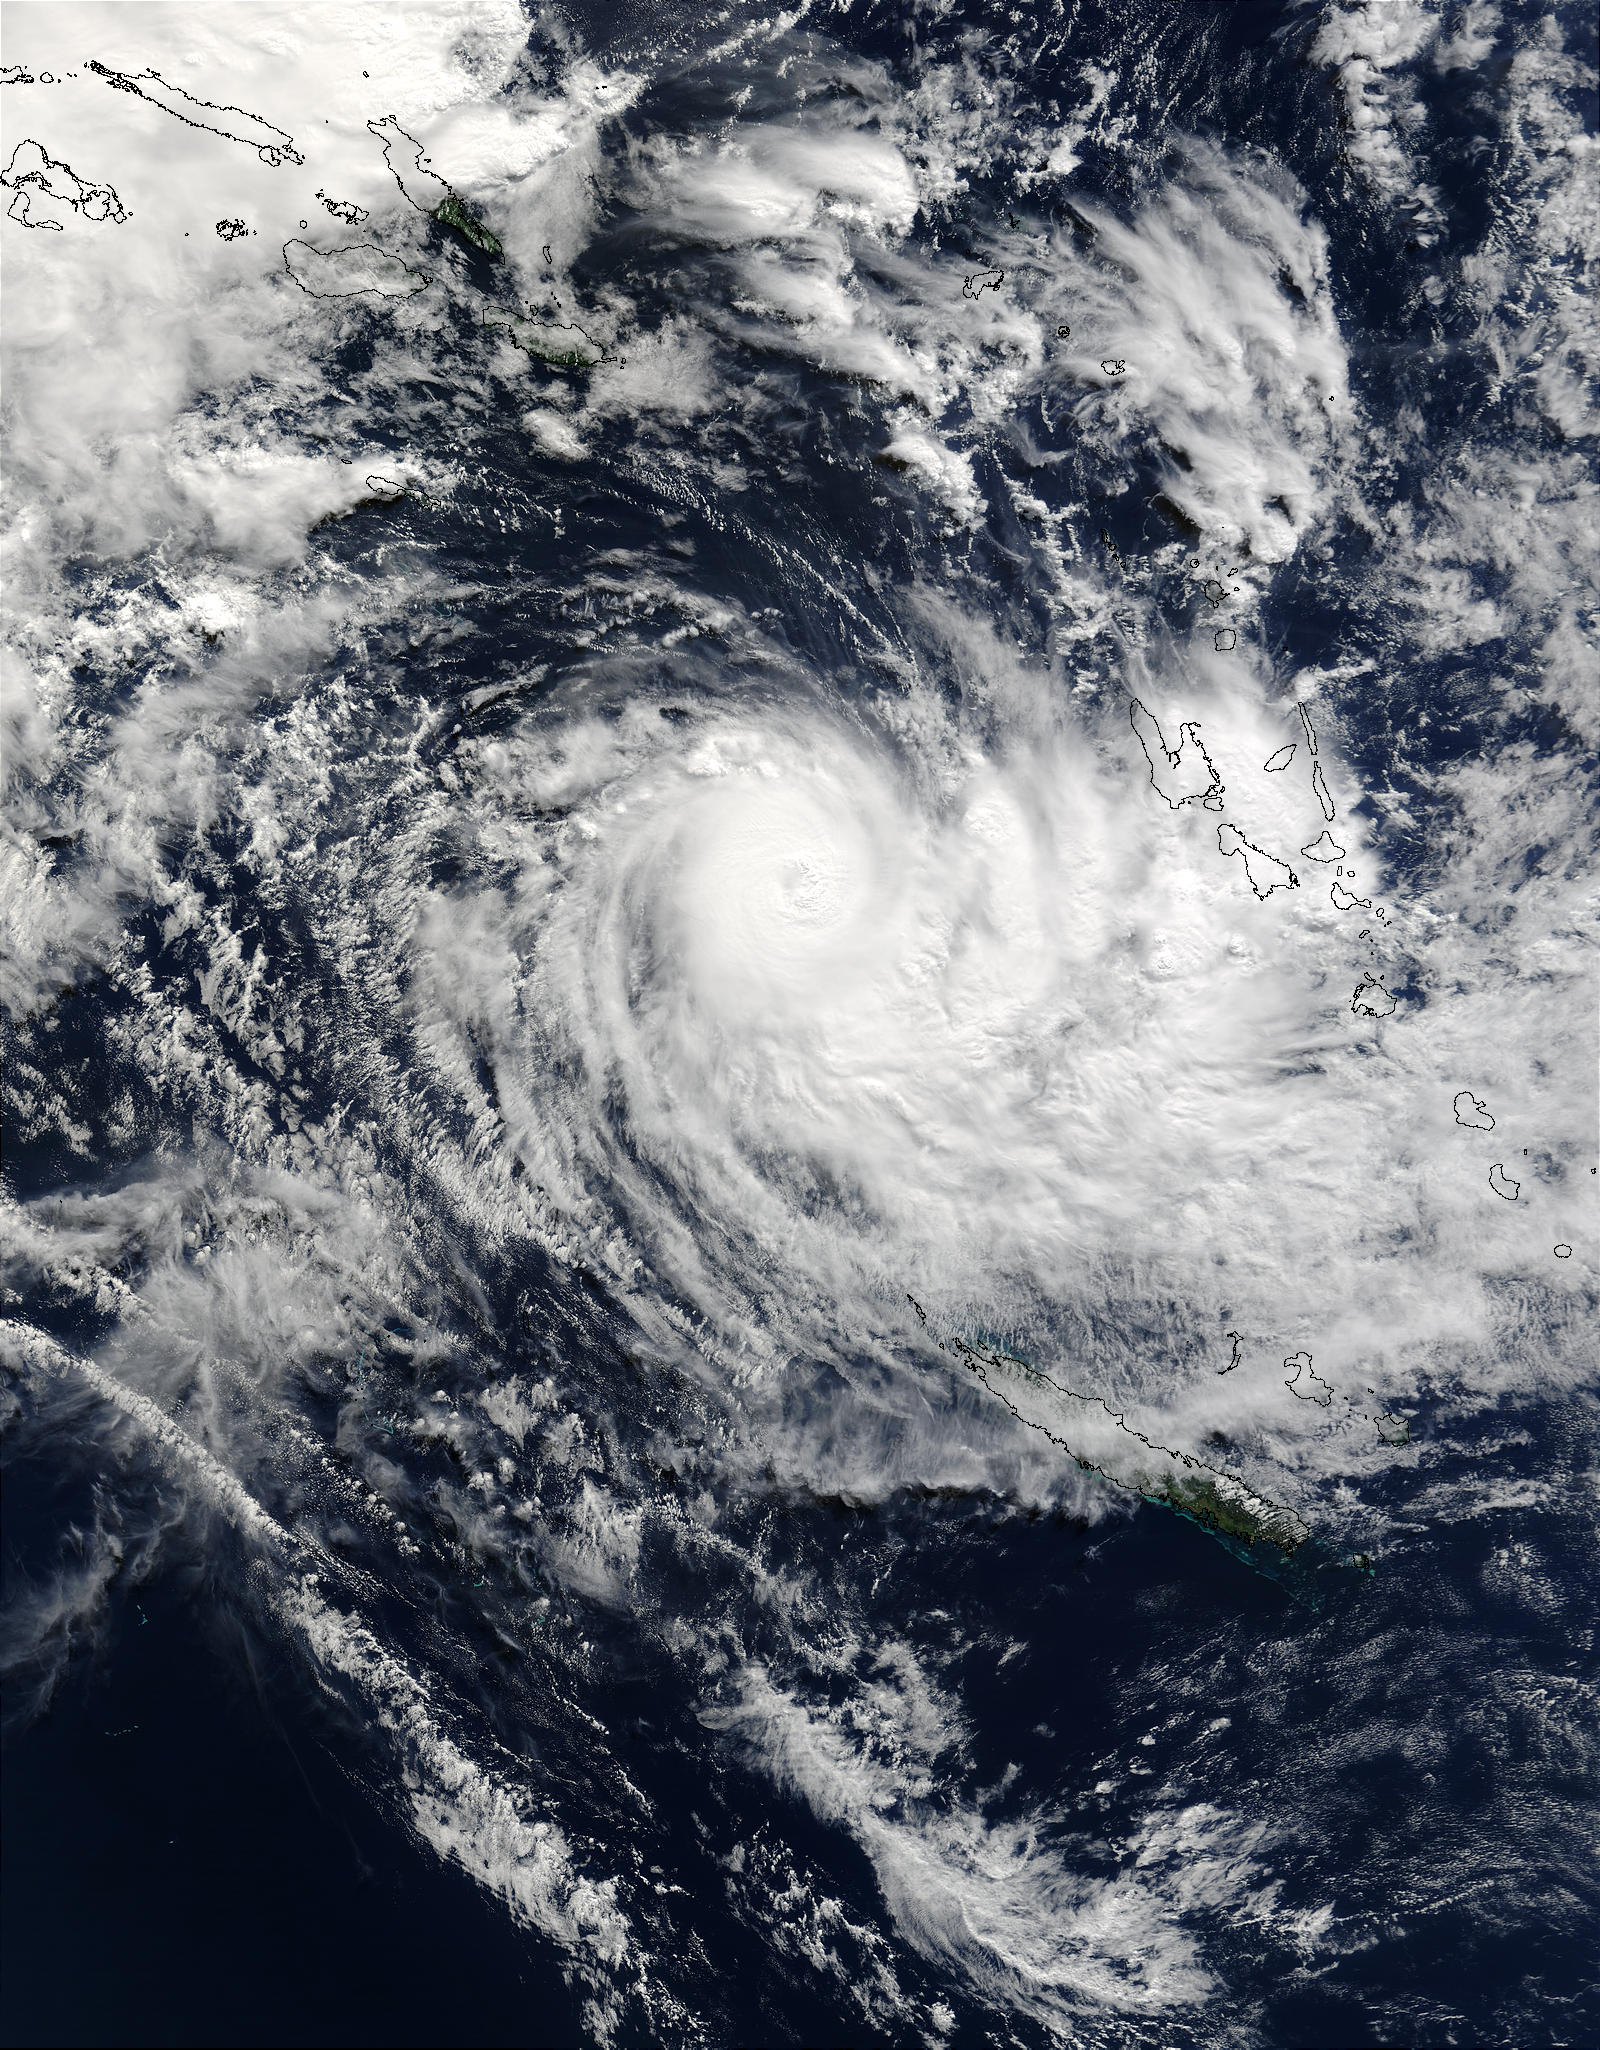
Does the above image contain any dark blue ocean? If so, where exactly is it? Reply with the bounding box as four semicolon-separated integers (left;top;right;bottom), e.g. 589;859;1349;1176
3;1;1596;2043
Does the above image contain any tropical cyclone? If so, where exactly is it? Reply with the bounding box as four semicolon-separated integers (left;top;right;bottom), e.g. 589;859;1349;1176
404;669;1435;1554
428;695;1306;1332
3;0;1597;2036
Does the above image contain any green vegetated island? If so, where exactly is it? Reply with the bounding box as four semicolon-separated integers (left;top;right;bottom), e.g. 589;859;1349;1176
483;310;603;367
285;117;502;296
367;114;501;256
433;188;501;256
907;1296;1313;1561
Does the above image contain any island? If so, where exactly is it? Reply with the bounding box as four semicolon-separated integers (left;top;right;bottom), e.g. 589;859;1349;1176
318;191;369;226
87;59;302;165
1284;1352;1334;1406
908;1299;1312;1559
283;238;431;299
1128;697;1224;808
1217;823;1298;900
1452;1091;1495;1131
368;114;502;257
2;139;127;228
485;311;603;368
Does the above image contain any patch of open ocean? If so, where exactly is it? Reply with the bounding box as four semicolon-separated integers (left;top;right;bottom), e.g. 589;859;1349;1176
6;1400;1595;2046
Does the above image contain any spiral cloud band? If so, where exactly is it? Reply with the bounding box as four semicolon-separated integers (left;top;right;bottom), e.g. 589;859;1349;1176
405;634;1532;1527
3;0;1595;2041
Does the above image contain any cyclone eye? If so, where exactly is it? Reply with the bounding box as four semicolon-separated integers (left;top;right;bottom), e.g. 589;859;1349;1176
777;850;843;922
658;769;888;1024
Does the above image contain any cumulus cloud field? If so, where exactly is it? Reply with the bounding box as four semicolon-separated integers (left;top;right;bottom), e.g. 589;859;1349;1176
2;0;1596;2039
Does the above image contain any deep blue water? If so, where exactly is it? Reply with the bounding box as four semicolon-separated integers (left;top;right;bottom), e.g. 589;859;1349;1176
8;1391;1597;2045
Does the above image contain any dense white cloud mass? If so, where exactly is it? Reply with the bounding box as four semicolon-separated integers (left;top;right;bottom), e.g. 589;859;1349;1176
2;0;1596;2041
412;651;1552;1472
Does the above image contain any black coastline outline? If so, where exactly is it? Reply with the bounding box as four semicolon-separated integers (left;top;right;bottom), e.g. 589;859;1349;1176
367;114;502;257
1;139;127;227
906;1296;1311;1557
282;236;431;299
1284;1351;1334;1406
1452;1091;1495;1132
484;308;604;368
87;59;303;165
1217;823;1298;900
1350;975;1396;1018
1300;830;1344;862
1128;696;1224;809
318;190;369;226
